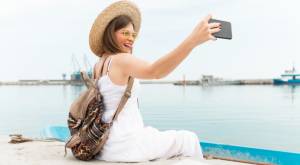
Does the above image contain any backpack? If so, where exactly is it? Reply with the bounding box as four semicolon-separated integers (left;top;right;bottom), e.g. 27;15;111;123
65;61;134;161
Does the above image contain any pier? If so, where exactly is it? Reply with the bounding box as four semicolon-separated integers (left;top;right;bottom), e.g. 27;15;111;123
173;79;273;86
0;80;176;86
0;80;83;86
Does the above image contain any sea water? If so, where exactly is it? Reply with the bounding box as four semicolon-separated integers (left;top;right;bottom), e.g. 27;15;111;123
0;84;299;153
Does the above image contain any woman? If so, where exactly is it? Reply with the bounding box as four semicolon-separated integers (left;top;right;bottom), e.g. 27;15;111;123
89;1;221;162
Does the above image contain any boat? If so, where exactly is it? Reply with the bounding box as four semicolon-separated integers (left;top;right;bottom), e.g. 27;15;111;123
273;67;300;85
42;125;300;165
70;70;93;81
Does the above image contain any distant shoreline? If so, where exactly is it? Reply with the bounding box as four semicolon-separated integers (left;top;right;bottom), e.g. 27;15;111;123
0;79;274;86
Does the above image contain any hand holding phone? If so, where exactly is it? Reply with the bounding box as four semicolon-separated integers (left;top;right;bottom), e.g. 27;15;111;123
208;18;232;40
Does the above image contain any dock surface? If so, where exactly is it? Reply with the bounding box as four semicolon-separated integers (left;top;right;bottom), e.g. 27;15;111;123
0;136;249;165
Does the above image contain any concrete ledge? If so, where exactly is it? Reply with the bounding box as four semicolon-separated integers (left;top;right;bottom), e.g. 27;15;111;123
0;136;247;165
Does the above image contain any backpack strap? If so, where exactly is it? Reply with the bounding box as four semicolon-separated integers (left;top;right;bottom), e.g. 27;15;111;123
99;57;109;78
111;76;134;122
95;57;109;89
93;57;108;80
106;58;113;76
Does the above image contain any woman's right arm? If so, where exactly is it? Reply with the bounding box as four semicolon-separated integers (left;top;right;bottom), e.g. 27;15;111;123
116;15;221;80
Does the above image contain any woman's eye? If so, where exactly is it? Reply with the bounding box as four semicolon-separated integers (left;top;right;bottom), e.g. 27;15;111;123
124;31;130;36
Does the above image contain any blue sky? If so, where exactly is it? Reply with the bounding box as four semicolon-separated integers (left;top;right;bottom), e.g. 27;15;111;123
1;0;300;81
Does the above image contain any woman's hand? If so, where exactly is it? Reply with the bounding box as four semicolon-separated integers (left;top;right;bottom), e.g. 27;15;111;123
188;14;221;48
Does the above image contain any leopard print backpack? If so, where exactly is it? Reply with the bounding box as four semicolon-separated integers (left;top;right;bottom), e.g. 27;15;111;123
65;67;134;161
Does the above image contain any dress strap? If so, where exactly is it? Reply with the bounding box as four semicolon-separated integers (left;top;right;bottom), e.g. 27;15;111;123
106;58;113;75
100;57;108;77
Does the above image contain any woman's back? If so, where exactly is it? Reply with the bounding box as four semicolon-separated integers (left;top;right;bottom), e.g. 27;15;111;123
97;58;144;140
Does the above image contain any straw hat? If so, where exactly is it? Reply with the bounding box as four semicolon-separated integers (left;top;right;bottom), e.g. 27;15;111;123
89;0;141;57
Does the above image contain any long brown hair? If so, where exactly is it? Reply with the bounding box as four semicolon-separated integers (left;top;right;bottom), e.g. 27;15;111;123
102;15;135;55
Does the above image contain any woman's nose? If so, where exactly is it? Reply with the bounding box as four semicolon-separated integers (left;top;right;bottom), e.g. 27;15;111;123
127;37;134;42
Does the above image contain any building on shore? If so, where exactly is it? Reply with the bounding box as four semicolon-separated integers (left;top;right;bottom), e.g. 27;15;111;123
174;75;242;86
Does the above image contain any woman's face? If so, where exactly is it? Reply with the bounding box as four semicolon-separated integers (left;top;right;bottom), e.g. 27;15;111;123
115;23;137;53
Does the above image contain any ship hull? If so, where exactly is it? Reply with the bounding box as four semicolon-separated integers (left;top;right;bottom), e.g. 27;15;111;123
273;79;300;85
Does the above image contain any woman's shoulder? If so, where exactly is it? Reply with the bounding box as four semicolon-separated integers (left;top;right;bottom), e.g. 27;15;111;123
94;53;129;66
113;53;132;60
110;53;134;67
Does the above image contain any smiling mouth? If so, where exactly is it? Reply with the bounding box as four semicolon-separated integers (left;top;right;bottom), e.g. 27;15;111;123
123;43;132;49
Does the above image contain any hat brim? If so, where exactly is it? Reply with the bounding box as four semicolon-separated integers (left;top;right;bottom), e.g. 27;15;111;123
89;1;141;57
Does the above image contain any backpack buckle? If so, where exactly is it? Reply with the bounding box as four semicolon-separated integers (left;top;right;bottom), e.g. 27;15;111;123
96;93;101;101
125;91;131;98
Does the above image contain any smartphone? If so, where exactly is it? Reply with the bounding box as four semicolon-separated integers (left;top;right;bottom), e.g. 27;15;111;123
208;18;232;40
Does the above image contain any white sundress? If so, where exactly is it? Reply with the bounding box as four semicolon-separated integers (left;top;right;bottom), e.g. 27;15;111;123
95;58;203;162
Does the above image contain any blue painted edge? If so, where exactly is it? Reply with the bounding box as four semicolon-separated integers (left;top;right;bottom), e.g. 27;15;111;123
41;125;70;142
200;142;300;165
42;126;300;165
